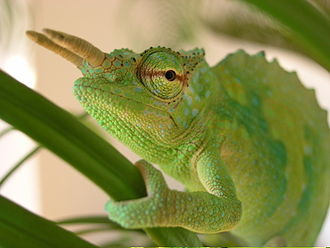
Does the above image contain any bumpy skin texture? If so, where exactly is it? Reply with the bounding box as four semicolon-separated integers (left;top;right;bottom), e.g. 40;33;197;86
73;47;330;246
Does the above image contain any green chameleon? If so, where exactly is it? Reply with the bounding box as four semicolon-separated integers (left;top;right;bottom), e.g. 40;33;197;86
27;29;330;246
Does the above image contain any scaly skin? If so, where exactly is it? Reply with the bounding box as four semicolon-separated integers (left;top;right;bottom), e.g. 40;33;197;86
28;30;330;246
74;48;330;246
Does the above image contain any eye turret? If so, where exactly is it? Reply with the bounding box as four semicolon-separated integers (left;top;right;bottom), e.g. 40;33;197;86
137;51;185;100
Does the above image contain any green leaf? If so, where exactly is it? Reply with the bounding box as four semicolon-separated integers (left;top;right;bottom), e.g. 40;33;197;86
0;70;144;200
57;215;144;233
57;215;116;225
201;5;305;56
0;71;202;246
0;113;89;189
0;195;98;248
0;126;14;138
146;227;203;246
240;0;330;70
74;226;116;236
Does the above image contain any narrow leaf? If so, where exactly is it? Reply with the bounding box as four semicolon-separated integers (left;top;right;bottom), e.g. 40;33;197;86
0;126;14;138
0;70;145;200
57;215;114;225
241;0;330;70
0;146;41;188
0;71;202;246
0;195;98;248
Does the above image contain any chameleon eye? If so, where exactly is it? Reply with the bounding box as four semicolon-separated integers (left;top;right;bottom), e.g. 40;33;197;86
165;70;176;81
138;51;184;100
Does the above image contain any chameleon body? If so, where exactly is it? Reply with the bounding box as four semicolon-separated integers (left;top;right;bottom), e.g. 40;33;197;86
27;29;330;246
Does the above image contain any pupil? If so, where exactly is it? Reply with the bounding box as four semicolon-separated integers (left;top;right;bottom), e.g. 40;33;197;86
165;70;176;81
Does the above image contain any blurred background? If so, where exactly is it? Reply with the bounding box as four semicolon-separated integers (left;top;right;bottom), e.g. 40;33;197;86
0;0;329;246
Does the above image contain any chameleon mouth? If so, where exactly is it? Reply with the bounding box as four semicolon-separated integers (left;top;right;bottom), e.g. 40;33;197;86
74;82;179;128
26;28;105;67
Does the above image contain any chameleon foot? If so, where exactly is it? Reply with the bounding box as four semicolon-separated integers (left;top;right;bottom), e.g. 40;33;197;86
105;160;241;233
105;160;170;229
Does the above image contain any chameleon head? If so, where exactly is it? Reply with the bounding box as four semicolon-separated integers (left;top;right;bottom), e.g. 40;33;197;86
26;29;208;161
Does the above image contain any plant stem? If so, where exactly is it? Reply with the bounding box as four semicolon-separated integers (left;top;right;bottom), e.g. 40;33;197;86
0;146;41;188
0;126;14;138
0;196;98;248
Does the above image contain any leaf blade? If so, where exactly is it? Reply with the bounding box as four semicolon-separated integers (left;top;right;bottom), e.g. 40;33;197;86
0;71;202;246
0;70;144;200
0;196;98;248
241;0;330;70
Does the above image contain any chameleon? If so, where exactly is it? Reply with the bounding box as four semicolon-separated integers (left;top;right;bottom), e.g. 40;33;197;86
26;29;330;246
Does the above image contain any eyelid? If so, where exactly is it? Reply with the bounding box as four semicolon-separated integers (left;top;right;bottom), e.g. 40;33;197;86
136;51;185;101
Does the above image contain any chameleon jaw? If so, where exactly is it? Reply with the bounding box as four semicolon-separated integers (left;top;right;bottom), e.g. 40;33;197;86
26;29;105;67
